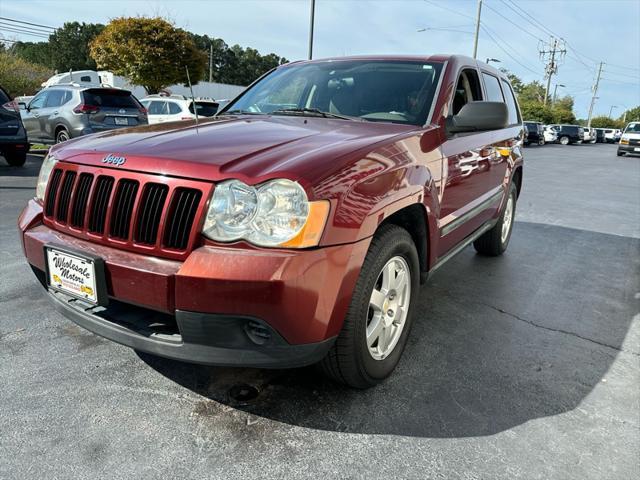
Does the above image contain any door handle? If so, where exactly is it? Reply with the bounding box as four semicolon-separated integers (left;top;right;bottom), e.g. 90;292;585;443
52;111;59;115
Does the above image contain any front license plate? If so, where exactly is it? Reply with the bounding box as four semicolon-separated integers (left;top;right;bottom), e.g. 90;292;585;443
634;147;640;152
46;247;99;304
114;117;129;126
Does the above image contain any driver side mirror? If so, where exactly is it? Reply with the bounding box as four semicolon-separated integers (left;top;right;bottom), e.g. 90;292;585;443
18;102;27;111
446;101;508;135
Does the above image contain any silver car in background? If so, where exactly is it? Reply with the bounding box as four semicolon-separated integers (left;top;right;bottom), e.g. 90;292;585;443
19;85;148;144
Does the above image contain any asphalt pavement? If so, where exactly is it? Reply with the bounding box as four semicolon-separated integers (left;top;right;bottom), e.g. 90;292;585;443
0;143;638;480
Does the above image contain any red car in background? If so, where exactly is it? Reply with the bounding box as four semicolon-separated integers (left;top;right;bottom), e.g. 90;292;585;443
19;55;523;388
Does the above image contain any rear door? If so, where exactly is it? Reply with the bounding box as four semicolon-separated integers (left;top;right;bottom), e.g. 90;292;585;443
437;67;517;256
22;91;48;141
81;89;145;131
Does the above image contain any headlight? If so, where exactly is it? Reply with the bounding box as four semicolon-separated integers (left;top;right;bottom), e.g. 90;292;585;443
35;154;58;202
202;178;329;248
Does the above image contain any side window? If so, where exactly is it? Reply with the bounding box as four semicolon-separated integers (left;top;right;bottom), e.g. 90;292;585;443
148;101;167;115
482;73;504;102
44;90;66;108
168;102;182;115
500;79;520;125
452;69;482;115
29;92;47;110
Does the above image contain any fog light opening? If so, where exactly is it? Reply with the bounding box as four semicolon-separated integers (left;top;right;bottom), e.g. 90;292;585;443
244;320;272;345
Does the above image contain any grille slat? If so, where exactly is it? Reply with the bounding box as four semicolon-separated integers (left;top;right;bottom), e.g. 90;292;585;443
56;171;76;223
45;169;63;217
71;173;94;228
89;176;115;234
135;183;168;245
110;179;139;240
43;167;204;255
164;188;202;250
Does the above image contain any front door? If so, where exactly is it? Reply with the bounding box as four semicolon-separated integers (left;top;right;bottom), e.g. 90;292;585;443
21;91;48;141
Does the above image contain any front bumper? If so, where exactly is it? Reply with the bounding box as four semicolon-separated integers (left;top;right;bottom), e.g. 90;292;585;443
618;144;639;154
19;199;370;367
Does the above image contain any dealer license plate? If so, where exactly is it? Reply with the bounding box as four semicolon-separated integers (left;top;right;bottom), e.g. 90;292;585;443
114;117;129;126
46;247;98;304
634;147;640;152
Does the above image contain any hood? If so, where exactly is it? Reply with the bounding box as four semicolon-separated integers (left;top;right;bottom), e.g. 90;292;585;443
52;115;416;185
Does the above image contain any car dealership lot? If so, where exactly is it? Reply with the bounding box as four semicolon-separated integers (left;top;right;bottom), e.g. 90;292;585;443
1;144;638;479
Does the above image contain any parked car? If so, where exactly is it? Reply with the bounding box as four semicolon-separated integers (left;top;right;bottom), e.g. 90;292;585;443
547;124;584;145
617;122;640;156
543;125;558;143
0;85;29;166
19;85;147;144
140;94;219;124
19;55;524;388
523;121;545;145
594;128;607;143
604;128;622;143
582;126;596;143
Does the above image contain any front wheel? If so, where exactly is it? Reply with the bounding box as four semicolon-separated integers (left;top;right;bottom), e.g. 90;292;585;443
559;136;570;145
617;150;625;157
474;182;517;256
319;224;419;388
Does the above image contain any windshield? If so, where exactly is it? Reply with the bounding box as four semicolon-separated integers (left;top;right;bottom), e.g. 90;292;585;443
223;60;444;126
624;123;640;133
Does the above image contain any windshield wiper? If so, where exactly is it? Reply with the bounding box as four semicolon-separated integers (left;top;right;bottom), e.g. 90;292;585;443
271;108;359;121
218;109;263;116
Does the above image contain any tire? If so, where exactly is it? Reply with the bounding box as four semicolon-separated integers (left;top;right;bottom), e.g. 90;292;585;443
473;182;517;257
617;150;624;157
319;224;420;388
3;149;27;167
56;128;70;144
559;136;569;145
538;139;545;146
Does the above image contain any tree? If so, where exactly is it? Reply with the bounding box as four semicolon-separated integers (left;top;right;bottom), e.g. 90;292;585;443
519;100;553;123
620;106;640;123
8;41;51;68
90;17;206;93
49;22;105;71
590;116;625;129
0;53;52;97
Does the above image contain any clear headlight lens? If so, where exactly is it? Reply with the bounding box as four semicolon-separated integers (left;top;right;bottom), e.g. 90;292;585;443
203;178;329;248
35;154;57;201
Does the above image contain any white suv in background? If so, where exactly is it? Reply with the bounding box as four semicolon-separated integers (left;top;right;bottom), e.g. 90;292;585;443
140;94;219;124
582;126;596;143
543;125;558;143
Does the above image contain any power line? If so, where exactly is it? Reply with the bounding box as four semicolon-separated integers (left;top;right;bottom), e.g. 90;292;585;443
480;25;540;75
539;37;567;106
422;0;475;21
483;1;542;42
0;16;56;31
0;26;50;39
0;21;53;36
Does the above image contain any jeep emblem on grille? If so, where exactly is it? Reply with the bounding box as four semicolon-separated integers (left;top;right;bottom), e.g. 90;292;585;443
102;154;127;166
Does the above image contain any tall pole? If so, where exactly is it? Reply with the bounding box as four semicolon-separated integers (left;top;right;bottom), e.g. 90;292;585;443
543;38;557;106
609;105;617;118
587;62;603;128
308;0;315;60
472;0;483;59
552;84;559;104
209;43;213;83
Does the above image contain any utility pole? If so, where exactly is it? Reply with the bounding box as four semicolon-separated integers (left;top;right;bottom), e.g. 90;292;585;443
609;105;618;118
308;0;315;60
209;43;213;83
587;61;603;128
539;37;566;106
472;0;483;59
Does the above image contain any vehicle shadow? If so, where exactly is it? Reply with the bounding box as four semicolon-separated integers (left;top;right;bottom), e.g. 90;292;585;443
0;152;45;178
139;221;639;438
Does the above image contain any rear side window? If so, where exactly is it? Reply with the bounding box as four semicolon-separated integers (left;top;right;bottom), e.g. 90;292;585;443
82;89;140;109
500;79;520;125
189;102;219;117
482;73;504;102
168;102;182;115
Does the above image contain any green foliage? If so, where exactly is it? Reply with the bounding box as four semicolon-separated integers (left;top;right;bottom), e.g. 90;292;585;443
519;100;553;123
90;17;207;94
620;106;640;123
189;33;287;85
49;22;105;71
8;41;51;67
590;116;625;129
0;53;53;96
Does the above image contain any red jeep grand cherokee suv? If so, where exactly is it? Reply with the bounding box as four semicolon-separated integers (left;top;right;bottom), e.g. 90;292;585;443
19;55;523;388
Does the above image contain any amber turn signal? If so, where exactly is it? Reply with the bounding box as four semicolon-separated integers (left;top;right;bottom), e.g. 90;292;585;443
280;200;330;248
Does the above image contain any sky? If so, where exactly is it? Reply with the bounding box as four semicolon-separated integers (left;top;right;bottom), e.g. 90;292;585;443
1;0;638;119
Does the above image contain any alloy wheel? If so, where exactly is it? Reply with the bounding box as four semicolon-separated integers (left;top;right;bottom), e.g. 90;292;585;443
501;194;514;244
